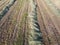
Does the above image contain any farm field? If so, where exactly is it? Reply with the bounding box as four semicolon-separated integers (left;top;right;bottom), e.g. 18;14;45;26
0;0;60;45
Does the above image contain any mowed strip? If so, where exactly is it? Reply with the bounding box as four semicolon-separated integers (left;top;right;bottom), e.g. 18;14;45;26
36;0;60;45
0;0;27;45
0;1;18;45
